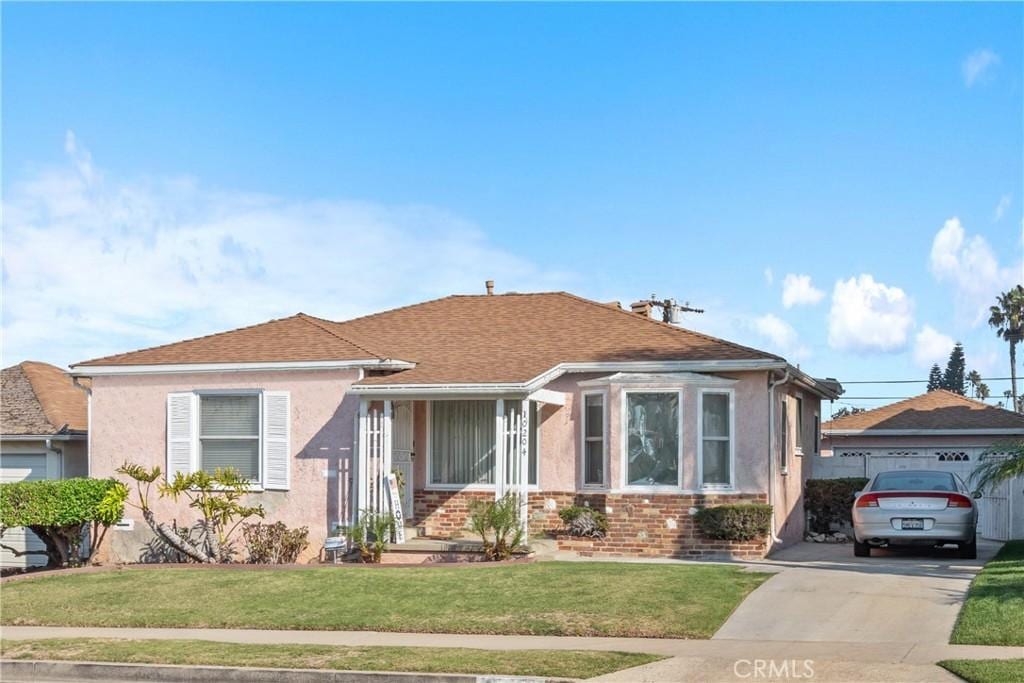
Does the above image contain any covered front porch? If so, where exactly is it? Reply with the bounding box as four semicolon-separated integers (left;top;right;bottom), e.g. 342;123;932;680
351;391;563;544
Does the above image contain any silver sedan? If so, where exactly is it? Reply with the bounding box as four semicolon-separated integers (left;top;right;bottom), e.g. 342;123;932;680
851;470;979;559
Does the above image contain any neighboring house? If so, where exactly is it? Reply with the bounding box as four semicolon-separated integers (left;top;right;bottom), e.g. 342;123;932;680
1;361;90;568
71;289;841;562
817;389;1024;541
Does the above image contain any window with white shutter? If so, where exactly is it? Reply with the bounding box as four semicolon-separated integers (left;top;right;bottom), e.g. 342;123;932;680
262;391;290;490
199;394;260;480
166;392;196;478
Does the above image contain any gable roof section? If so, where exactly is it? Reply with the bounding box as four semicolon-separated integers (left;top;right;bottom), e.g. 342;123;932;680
1;362;88;436
74;314;382;367
824;389;1024;433
329;292;781;386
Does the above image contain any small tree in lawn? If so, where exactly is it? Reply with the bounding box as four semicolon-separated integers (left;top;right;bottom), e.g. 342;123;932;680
0;478;127;568
118;463;264;563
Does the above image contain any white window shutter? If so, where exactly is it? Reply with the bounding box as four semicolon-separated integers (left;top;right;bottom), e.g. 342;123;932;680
166;392;196;478
262;391;290;490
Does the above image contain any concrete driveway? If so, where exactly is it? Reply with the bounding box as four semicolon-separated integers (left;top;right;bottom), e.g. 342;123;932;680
714;539;1002;644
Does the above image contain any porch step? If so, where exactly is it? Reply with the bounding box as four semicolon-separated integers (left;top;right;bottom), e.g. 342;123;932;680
390;537;486;553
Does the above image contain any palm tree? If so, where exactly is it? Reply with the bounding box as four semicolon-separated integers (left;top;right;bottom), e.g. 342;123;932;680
970;439;1024;493
967;370;983;398
989;285;1024;413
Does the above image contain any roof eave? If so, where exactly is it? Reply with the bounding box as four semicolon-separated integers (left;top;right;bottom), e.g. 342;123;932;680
825;428;1024;437
70;358;416;377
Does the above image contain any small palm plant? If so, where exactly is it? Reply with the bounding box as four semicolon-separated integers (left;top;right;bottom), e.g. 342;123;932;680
467;493;525;561
345;511;396;563
969;440;1024;494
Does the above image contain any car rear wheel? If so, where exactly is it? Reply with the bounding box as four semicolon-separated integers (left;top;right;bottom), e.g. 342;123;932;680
959;534;977;560
854;540;871;557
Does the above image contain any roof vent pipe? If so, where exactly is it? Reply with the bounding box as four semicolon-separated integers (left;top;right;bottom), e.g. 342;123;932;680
485;280;494;296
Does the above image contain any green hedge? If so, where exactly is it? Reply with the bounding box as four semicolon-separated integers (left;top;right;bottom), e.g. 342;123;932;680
0;478;127;567
803;478;869;534
695;504;772;541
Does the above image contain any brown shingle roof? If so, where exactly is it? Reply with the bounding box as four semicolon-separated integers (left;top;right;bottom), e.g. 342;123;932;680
75;314;381;366
824;389;1024;432
333;292;780;385
1;362;88;435
71;292;782;385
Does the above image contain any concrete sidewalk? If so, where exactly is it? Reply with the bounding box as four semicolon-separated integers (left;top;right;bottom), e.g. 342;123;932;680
2;626;1021;682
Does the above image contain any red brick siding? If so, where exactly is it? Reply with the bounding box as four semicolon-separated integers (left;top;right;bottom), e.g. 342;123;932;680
413;489;769;560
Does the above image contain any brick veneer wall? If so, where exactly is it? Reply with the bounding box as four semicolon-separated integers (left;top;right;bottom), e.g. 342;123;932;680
413;489;770;560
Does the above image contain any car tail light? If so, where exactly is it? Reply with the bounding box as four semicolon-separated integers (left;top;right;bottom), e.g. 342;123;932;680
855;493;879;508
945;493;973;508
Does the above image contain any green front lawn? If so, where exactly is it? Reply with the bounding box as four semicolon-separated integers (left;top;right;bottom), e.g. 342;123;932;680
951;541;1024;646
0;638;661;680
938;660;1024;683
0;561;769;638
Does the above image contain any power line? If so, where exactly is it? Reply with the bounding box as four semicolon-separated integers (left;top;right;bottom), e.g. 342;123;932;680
838;396;1009;400
839;377;1014;384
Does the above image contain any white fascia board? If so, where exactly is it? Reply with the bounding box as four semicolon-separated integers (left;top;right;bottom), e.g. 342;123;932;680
825;428;1024;436
576;371;739;387
350;359;784;397
786;366;843;400
70;359;415;377
527;388;568;406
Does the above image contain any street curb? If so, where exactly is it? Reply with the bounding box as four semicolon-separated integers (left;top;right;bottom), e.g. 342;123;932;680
0;660;555;683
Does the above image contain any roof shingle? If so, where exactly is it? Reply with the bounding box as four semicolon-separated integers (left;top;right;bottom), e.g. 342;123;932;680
1;362;88;435
824;389;1024;432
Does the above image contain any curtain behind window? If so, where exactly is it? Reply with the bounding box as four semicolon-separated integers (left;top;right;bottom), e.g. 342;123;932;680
431;401;496;485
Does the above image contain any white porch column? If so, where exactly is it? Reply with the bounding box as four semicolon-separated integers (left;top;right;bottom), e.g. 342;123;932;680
494;399;506;501
356;399;369;522
518;398;530;541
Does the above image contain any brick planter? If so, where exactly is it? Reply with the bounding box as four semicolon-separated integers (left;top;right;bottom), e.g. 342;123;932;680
413;489;769;560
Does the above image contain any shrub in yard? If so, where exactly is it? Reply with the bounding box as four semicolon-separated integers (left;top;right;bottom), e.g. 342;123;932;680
345;511;396;563
695;504;772;541
558;505;608;538
468;493;525;561
803;478;869;534
242;522;309;564
117;462;264;563
0;477;127;567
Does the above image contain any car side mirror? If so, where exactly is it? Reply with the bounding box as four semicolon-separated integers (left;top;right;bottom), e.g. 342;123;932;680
972;490;983;499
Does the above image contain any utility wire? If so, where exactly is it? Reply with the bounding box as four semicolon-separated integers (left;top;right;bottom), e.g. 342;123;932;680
839;377;1014;384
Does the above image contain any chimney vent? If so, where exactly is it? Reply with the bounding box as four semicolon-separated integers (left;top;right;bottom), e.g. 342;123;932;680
630;300;651;318
485;280;495;296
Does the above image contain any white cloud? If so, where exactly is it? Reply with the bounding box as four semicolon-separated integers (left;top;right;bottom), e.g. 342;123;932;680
929;217;1020;325
750;314;810;361
913;325;955;368
993;194;1011;222
763;267;774;286
827;275;914;353
781;273;825;308
962;48;1000;87
1;134;573;368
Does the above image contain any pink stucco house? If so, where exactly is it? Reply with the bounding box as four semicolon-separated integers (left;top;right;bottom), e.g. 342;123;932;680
72;289;841;562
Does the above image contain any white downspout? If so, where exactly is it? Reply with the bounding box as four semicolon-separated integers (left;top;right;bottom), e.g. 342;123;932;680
768;369;791;544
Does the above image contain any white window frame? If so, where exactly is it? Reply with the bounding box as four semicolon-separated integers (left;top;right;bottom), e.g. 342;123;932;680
813;411;820;455
580;390;608;490
620;389;684;492
196;389;263;486
780;397;790;476
697;388;736;491
424;400;541;492
794;395;805;456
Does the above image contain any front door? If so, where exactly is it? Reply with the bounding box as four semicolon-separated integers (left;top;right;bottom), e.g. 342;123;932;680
391;401;415;519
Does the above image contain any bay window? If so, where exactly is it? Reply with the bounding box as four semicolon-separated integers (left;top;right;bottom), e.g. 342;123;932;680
700;390;733;488
625;392;680;487
199;394;260;480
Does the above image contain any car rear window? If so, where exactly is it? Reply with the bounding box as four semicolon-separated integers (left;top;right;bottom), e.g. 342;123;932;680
871;472;957;492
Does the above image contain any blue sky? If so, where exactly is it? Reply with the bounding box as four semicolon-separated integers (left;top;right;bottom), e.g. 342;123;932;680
3;2;1022;413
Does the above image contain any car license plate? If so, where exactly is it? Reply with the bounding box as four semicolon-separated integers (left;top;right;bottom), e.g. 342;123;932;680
901;519;925;530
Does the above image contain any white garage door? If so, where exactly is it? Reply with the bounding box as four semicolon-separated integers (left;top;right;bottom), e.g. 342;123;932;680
0;453;50;568
823;447;1014;541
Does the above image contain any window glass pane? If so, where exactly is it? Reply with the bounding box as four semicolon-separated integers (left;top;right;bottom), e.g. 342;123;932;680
871;471;956;492
430;400;496;485
201;439;259;479
528;401;538;486
626;393;679;486
201;395;258;436
702;439;730;485
584;394;603;438
780;401;788;469
795;397;804;448
584;441;604;485
702;393;729;438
